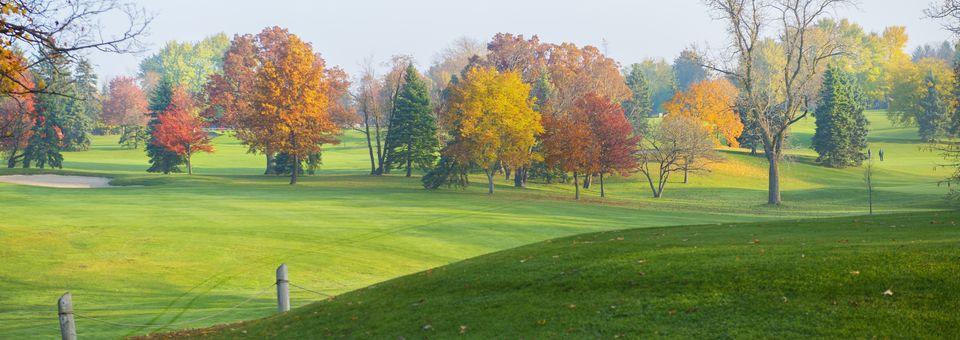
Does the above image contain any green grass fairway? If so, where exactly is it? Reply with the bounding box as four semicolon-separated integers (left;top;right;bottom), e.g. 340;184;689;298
0;111;952;338
159;211;960;338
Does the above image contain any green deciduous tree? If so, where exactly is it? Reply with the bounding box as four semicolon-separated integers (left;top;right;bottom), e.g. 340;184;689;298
813;66;869;167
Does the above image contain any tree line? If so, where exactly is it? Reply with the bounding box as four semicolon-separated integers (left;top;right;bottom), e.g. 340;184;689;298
4;0;960;204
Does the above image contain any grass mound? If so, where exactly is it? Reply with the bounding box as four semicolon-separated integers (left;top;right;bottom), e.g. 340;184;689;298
153;211;960;338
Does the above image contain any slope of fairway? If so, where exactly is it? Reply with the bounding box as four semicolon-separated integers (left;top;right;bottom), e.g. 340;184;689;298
0;111;952;338
154;211;960;338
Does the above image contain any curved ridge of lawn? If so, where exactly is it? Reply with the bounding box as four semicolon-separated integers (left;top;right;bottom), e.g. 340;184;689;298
145;211;960;339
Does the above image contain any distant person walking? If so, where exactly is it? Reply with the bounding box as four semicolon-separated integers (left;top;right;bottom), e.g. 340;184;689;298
867;148;872;160
878;148;884;162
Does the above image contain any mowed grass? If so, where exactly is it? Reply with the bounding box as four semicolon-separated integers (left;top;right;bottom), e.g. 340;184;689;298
162;211;960;338
0;110;951;338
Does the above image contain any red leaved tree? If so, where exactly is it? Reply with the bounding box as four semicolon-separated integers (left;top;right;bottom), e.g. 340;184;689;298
541;103;599;200
582;93;638;198
151;87;213;175
0;56;36;168
102;76;149;127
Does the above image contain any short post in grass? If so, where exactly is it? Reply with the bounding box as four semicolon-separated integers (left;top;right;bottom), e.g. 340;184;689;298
58;292;77;340
276;264;290;313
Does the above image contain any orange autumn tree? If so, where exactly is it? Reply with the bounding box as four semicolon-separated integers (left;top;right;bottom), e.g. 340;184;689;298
541;101;598;200
151;87;212;175
664;78;743;147
444;66;542;194
206;27;343;182
542;93;638;200
250;28;338;185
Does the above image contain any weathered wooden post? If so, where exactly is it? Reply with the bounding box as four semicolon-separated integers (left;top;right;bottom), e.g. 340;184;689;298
276;264;290;313
58;292;77;340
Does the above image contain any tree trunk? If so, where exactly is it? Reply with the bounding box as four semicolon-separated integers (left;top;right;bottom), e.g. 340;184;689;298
405;143;413;177
186;149;192;175
504;166;511;180
364;127;376;175
573;172;580;200
373;119;384;176
7;150;18;168
583;174;591;189
599;173;605;198
683;165;689;184
265;151;276;175
290;155;299;185
514;167;525;187
767;153;781;205
485;169;495;194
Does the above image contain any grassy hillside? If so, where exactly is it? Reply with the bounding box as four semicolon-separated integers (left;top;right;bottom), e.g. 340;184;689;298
154;211;960;338
0;111;952;338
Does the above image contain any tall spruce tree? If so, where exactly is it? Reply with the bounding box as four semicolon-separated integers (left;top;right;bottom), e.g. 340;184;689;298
23;58;75;167
622;64;653;134
384;65;439;177
918;72;949;142
812;66;869;168
145;79;186;173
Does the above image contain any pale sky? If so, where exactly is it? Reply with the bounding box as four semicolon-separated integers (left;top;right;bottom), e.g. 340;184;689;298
89;0;953;83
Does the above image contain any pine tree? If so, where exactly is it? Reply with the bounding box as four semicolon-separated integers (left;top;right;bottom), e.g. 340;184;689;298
735;97;763;155
22;114;63;169
918;71;949;142
384;65;439;177
812;66;869;168
23;58;71;167
64;58;99;150
622;64;653;134
145;79;186;173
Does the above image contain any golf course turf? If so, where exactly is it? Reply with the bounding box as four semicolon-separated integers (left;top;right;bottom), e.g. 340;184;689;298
0;111;955;338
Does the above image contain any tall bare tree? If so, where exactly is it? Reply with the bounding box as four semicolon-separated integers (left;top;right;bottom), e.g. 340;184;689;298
702;0;847;204
350;58;389;175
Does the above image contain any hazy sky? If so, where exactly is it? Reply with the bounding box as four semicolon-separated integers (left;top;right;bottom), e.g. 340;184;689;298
90;0;953;83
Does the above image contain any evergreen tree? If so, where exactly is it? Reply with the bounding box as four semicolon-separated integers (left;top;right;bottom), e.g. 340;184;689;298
145;79;186;173
22;58;72;167
622;64;652;134
22;114;63;169
918;71;949;142
812;66;869;168
119;125;149;149
384;65;439;177
735;97;763;155
66;58;99;149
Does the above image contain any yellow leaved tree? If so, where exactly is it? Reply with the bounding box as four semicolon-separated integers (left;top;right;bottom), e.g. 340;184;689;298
444;67;543;194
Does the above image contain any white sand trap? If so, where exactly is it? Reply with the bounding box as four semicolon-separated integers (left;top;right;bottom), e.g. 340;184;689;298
0;174;113;188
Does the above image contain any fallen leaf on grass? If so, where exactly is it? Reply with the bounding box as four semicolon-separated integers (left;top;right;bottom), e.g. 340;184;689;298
459;325;468;334
850;271;860;276
883;289;894;296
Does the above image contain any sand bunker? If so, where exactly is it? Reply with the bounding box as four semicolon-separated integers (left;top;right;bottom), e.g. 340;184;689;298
0;174;114;188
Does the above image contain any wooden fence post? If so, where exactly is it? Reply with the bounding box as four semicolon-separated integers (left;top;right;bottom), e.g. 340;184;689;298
276;264;290;313
58;292;77;340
